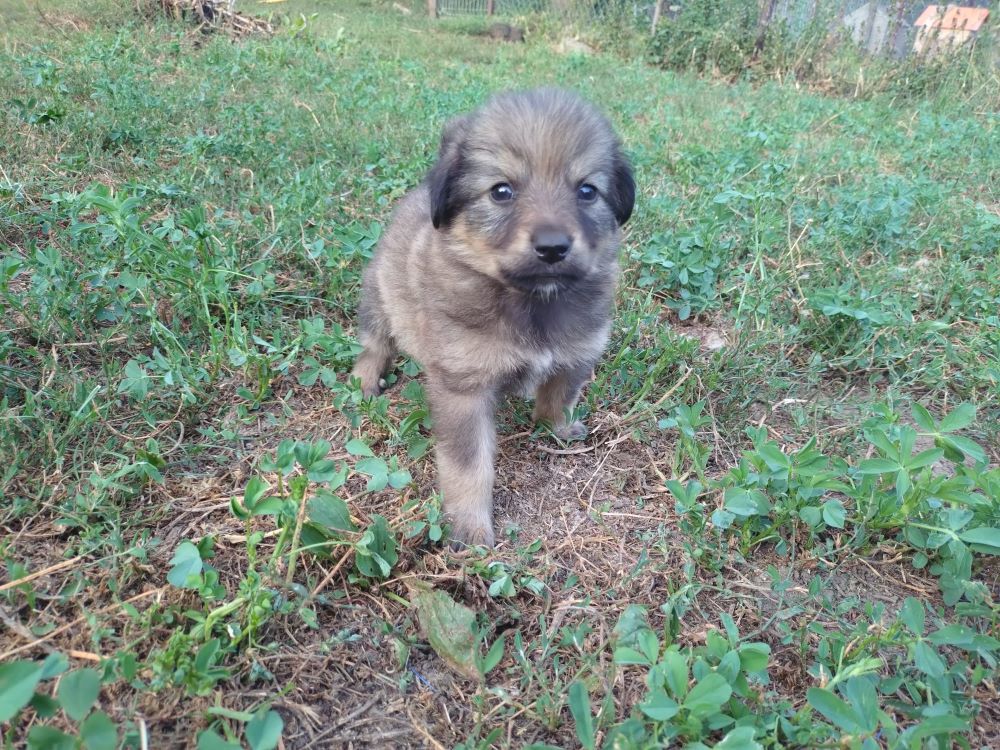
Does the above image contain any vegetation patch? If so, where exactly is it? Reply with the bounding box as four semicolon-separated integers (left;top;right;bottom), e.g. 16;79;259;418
1;1;997;748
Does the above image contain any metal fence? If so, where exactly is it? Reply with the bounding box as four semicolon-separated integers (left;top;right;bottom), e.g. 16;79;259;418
429;0;996;62
434;0;546;16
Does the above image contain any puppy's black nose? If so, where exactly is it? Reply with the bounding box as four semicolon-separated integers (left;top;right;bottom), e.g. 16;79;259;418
533;229;572;264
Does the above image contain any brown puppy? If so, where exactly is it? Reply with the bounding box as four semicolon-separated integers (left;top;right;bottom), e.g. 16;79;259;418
351;88;634;547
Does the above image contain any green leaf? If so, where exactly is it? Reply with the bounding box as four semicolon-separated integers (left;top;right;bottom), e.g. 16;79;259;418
194;638;221;673
80;710;118;750
488;574;514;598
167;540;203;588
913;641;946;678
661;648;689;700
345;438;374;457
799;505;822;528
57;667;102;721
723;488;766;516
306;459;338;483
713;726;762;750
927;623;992;649
230;495;250;520
899;597;924;635
757;442;791;472
388;469;412;489
568;681;596;750
355;456;387;476
479;634;505;676
938;435;986;465
737;643;770;673
354;514;398;579
905;448;944;470
245;709;283;750
711;508;735;530
683;672;732;719
639;688;679;721
821;499;846;529
365;473;388;492
250;497;287;517
40;653;69;680
612;605;658;665
196;730;242;750
807;687;862;733
858;458;899;474
911;402;935;431
307;490;357;532
26;726;75;750
938;403;974;432
243;476;269;509
406;581;479;680
294;439;331;468
958;526;1000;554
30;693;60;719
904;714;968;745
842;678;878;733
206;706;254;722
613;604;650;647
0;660;44;723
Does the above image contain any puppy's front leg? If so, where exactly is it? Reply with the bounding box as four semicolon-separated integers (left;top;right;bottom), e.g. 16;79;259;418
352;289;396;398
427;379;497;548
533;364;592;440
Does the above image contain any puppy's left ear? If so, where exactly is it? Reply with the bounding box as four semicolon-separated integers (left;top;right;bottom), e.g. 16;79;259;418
607;153;636;226
428;115;470;230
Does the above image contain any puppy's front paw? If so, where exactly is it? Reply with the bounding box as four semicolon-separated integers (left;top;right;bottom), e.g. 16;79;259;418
350;362;385;398
361;379;386;399
447;520;496;551
554;420;588;441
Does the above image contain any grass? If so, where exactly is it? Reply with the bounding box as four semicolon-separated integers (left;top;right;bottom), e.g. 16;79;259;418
1;1;998;748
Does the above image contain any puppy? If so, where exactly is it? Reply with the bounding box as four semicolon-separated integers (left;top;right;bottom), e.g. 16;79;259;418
351;88;634;547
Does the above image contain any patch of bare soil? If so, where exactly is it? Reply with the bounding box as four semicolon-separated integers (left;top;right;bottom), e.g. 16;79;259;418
672;315;731;353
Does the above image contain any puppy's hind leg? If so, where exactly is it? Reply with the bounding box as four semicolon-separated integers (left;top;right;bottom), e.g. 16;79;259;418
533;363;593;440
427;379;497;549
351;290;396;398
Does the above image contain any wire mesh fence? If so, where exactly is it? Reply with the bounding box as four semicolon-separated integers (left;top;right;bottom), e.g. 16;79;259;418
435;0;547;15
429;0;995;63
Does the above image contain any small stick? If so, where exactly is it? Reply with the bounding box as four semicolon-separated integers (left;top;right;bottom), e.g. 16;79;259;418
0;556;83;593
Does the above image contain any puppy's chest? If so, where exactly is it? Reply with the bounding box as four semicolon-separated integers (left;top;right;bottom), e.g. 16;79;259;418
505;347;556;397
506;338;595;397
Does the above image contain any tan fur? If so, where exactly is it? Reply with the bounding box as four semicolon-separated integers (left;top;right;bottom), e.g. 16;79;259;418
352;88;635;547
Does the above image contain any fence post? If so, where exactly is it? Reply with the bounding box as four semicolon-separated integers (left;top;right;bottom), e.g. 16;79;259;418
864;0;879;52
486;0;495;16
754;0;778;57
427;0;437;18
651;0;663;35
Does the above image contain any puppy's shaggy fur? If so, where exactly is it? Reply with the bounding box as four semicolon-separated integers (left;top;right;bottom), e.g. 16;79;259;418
352;88;634;547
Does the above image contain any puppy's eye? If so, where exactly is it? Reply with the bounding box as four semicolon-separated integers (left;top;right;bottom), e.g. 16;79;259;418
490;183;515;203
577;183;598;202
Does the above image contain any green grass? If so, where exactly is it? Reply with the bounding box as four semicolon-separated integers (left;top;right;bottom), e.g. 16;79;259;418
1;2;998;749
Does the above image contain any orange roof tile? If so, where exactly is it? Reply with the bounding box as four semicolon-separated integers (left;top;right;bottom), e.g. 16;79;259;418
914;5;990;31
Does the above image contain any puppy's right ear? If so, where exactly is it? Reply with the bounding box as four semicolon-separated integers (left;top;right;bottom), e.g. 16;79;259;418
428;116;469;230
608;152;636;226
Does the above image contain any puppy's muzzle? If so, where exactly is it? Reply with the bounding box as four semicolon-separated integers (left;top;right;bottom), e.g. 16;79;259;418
532;227;572;265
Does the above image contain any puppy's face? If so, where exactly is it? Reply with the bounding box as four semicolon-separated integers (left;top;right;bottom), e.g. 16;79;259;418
427;89;634;297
